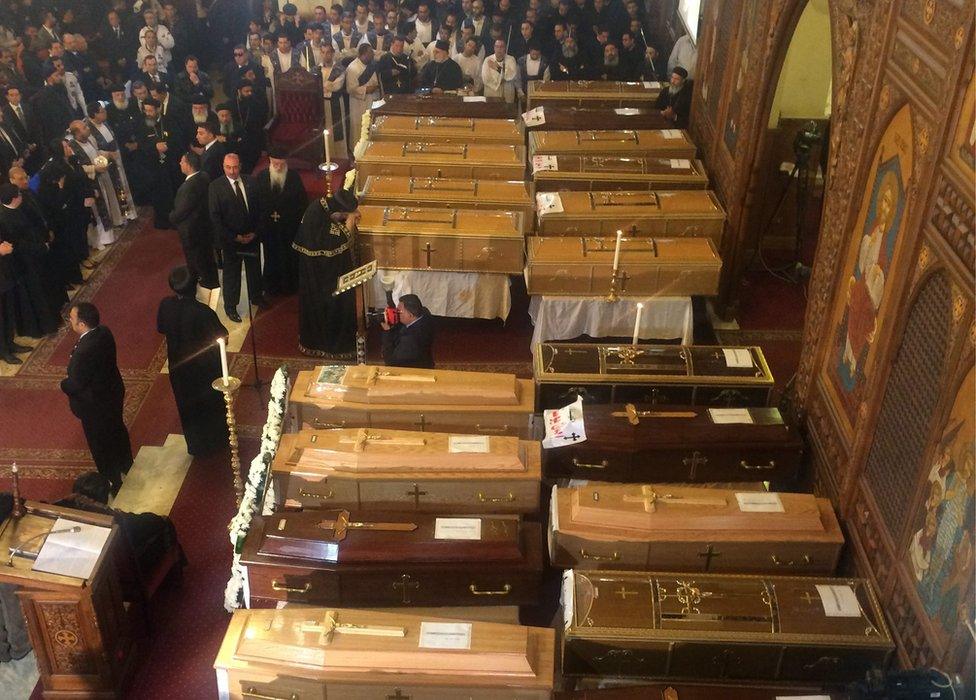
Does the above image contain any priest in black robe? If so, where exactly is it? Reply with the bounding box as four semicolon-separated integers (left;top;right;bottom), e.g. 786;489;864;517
156;266;230;457
293;188;360;359
254;147;308;296
418;40;464;93
38;141;93;289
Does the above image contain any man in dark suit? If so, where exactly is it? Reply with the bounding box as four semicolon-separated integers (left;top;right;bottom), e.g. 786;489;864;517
208;153;264;322
29;64;74;147
98;10;133;80
195;121;227;181
170;152;217;289
380;294;435;368
2;87;39;170
60;302;132;495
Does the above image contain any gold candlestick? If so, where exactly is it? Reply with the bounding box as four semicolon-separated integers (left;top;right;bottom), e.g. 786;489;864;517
212;377;244;506
11;462;23;519
318;161;339;200
606;268;621;302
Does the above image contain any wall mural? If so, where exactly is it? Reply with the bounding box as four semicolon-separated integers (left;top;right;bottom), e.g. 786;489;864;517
722;0;761;154
825;103;914;429
907;365;975;641
947;73;975;181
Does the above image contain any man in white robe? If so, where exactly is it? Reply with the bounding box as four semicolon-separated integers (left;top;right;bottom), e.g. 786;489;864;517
320;44;348;157
455;38;483;93
345;44;378;147
85;103;137;226
67;120;116;249
481;39;520;103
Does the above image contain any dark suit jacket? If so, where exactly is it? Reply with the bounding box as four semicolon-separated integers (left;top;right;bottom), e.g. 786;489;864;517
199;141;228;181
208;175;258;250
2;101;37;148
60;325;126;420
169;170;212;246
382;313;435;369
30;83;75;146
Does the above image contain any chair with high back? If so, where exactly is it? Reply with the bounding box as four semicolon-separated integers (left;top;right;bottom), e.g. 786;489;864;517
265;66;324;169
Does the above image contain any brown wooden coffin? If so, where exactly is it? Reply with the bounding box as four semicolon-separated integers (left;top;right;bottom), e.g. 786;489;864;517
522;105;672;132
370;93;518;119
273;432;542;513
562;570;894;683
356;205;525;274
529;129;697;160
525;236;721;297
533;343;775;409
548;483;844;574
289;370;536;438
542;405;803;485
526;79;662;109
215;608;554;699
240;519;545;606
359;176;534;227
308;364;520;405
533;155;710;192
369;115;525;144
356;141;526;185
556;682;842;699
535;190;726;246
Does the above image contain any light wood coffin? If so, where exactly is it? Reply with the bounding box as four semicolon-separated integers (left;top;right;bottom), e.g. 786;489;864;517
369;115;525;144
532;155;709;192
548;483;844;574
356;140;526;185
561;570;894;683
356;205;524;274
525;236;721;297
359;176;534;226
273;430;542;513
289;368;536;438
535;190;726;244
526;79;662;108
214;608;554;699
528;130;696;159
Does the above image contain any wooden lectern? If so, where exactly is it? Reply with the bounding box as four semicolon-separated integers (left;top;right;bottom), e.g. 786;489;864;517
0;501;140;699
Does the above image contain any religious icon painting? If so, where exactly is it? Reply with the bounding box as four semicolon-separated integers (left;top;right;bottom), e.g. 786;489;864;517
824;103;914;434
946;70;975;183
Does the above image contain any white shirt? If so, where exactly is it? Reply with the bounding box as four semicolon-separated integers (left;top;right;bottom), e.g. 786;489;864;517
415;18;433;45
275;49;293;73
668;34;698;80
455;52;483;92
525;55;541;76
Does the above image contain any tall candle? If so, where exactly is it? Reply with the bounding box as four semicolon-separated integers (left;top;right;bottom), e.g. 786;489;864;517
632;302;644;345
217;337;229;384
612;230;623;272
324;128;331;164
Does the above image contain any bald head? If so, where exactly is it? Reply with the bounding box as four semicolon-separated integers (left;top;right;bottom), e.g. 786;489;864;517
9;166;27;190
223;153;241;179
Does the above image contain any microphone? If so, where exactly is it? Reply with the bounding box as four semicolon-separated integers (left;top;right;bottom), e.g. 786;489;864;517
7;526;83;566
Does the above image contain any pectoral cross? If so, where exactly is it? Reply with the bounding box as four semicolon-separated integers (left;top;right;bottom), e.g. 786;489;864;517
621;485;727;513
339;429;426;452
299;610;405;645
611;403;697;425
271;211;281;222
316;510;417;540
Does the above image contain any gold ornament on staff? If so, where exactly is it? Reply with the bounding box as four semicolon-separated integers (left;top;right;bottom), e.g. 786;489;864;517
319;128;338;201
214;337;243;505
10;462;23;519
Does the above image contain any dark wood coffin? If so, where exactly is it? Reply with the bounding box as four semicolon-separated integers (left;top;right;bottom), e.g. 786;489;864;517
526;80;662;109
258;510;523;563
542;405;803;484
370;93;517;119
241;520;545;606
533;343;775;409
562;570;895;683
556;683;841;699
522;106;672;132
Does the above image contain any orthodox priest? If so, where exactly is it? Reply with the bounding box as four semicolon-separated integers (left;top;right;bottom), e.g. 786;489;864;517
293;187;360;358
86;103;138;227
254;147;307;296
66;120;121;250
156;266;229;457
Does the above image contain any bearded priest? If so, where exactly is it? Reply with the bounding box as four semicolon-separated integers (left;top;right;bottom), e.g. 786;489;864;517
254;146;308;296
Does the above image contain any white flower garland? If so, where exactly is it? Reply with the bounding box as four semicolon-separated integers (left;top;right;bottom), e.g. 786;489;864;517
223;366;290;612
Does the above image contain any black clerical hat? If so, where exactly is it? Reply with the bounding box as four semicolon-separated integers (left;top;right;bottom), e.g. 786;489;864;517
108;83;125;93
282;3;298;16
672;66;688;79
434;39;449;51
191;95;210;105
268;145;289;160
328;188;358;213
237;78;253;90
215;102;233;112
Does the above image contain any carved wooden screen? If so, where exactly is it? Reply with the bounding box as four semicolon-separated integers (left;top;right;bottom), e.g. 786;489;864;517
862;272;953;532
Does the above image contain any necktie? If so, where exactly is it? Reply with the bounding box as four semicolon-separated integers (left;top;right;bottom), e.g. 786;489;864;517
14;105;23;125
234;179;248;214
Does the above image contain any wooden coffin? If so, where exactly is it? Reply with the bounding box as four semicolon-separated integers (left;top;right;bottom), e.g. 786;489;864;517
369;115;524;144
240;519;545;606
529;130;696;159
356;205;525;274
561;570;894;683
273;431;542;513
527;79;662;109
548;483;844;573
359;176;534;226
535;190;726;245
533;343;775;409
533;155;710;192
289;370;536;438
356;141;526;185
308;364;519;405
542;405;803;485
522;105;672;132
556;683;841;699
215;608;554;699
370;93;518;119
525;236;722;297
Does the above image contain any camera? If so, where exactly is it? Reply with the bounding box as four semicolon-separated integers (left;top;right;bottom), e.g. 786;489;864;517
792;120;822;167
367;307;400;326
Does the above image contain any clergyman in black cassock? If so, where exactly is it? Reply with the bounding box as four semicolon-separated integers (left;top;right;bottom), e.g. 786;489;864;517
156;266;230;457
170;152;219;288
60;303;133;495
292;190;359;358
254;150;308;296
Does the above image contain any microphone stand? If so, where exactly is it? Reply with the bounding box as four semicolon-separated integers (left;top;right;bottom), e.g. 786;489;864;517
7;526;82;567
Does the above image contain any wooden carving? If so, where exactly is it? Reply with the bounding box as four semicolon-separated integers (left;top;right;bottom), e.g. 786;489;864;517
37;602;93;675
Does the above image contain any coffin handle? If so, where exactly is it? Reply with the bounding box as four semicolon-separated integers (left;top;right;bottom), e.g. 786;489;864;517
478;492;516;503
468;583;512;596
242;688;299;700
475;424;509;434
739;460;776;470
299;488;334;500
571;457;608;469
271;580;311;593
579;549;620;562
770;554;811;567
312;419;346;429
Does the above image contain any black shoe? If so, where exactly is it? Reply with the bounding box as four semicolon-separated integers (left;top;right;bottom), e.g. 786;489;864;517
226;310;242;322
10;343;32;353
1;352;22;364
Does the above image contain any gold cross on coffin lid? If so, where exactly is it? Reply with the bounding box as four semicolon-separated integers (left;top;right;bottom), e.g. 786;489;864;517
364;367;437;386
611;403;697;425
316;510;418;540
337;428;427;452
621;485;727;513
299;610;406;645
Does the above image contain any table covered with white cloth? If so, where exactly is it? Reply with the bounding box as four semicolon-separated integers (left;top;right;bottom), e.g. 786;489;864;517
367;269;512;321
528;295;693;347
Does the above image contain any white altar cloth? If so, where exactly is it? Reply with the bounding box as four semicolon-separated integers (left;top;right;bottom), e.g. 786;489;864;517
367;269;512;321
528;295;693;347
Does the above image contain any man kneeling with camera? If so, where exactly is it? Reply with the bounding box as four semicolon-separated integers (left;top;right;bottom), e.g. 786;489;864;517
380;294;435;368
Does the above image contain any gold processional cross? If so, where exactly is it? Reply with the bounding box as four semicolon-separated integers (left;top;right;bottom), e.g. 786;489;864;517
316;510;417;540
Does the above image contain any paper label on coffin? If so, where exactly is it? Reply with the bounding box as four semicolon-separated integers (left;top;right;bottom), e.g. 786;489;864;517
371;99;387;109
309;364;520;406
419;621;472;649
533;155;559;173
565;483;825;533
448;435;490;453
670;158;692;169
708;407;755;424
522;106;546;126
736;492;784;512
542;396;587;449
434;518;482;540
615;107;641;115
724;348;754;368
815;584;861;617
662;129;682;138
536;192;564;214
